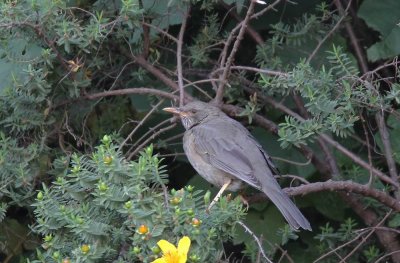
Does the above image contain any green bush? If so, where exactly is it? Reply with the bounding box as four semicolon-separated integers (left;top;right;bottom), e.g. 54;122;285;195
1;0;400;262
31;137;244;262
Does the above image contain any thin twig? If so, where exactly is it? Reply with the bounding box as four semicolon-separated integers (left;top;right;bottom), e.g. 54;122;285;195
108;61;136;91
214;66;288;77
215;0;257;104
339;211;392;263
251;0;283;20
320;133;399;188
375;250;400;263
307;0;351;63
333;0;368;73
221;1;264;44
177;7;190;106
142;22;178;43
119;100;164;151
183;78;221;88
84;87;179;101
313;229;369;263
275;174;310;185
127;123;177;160
276;246;295;263
161;66;214;99
271;156;312;166
260;93;398;188
361;58;400;79
125;118;172;154
237;221;274;263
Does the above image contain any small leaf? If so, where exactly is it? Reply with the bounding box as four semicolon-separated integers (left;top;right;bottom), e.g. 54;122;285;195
388;213;400;228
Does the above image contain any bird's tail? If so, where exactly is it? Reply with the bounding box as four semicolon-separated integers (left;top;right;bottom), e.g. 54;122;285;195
263;185;311;231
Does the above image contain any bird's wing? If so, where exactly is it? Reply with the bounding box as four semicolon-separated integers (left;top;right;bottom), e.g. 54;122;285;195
191;118;312;230
250;135;280;175
191;119;263;189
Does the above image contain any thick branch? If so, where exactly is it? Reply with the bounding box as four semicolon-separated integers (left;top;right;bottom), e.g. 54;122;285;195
246;180;400;212
286;180;400;212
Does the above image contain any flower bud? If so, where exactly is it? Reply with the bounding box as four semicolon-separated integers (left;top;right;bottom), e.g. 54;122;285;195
152;246;161;254
124;200;132;209
191;218;202;227
37;191;43;201
103;155;113;165
138;224;149;235
132;246;141;254
81;244;90;254
170;197;181;206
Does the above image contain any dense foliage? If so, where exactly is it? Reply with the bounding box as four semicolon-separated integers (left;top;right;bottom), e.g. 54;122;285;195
1;0;400;262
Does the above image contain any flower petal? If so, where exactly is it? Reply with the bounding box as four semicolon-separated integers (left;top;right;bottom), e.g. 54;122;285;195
157;239;177;255
177;236;191;254
151;258;167;263
177;236;191;263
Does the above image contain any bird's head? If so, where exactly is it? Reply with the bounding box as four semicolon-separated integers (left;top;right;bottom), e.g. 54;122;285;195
163;101;221;129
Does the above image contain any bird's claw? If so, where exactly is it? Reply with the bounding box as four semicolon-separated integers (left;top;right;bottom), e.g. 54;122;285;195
239;194;249;211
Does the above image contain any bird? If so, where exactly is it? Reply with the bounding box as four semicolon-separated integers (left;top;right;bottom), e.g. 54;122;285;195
163;101;311;231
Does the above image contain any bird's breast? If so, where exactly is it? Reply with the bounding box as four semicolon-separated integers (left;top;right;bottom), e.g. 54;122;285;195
183;131;244;191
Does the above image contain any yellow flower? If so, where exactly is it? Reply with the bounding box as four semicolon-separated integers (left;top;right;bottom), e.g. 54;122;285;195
151;236;191;263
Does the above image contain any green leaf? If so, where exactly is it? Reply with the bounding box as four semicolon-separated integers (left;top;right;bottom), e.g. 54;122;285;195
285;233;322;263
144;0;187;29
310;192;347;221
0;38;42;93
358;0;400;36
366;27;400;62
358;0;400;61
388;213;400;228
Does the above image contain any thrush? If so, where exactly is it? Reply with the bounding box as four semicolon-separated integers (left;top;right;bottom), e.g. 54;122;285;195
163;101;311;231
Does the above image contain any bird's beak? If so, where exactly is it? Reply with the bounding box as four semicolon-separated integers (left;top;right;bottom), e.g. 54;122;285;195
163;107;188;117
163;107;180;114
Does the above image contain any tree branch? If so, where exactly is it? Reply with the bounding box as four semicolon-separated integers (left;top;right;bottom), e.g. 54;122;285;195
247;180;400;212
307;0;351;63
259;92;399;188
215;0;256;104
177;7;190;106
84;87;179;102
333;0;368;73
376;111;400;198
220;1;264;45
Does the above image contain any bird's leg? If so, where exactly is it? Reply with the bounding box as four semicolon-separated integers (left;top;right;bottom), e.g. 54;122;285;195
238;194;249;211
207;179;231;212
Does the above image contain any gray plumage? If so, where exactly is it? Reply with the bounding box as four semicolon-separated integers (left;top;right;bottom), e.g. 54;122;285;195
167;101;311;231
